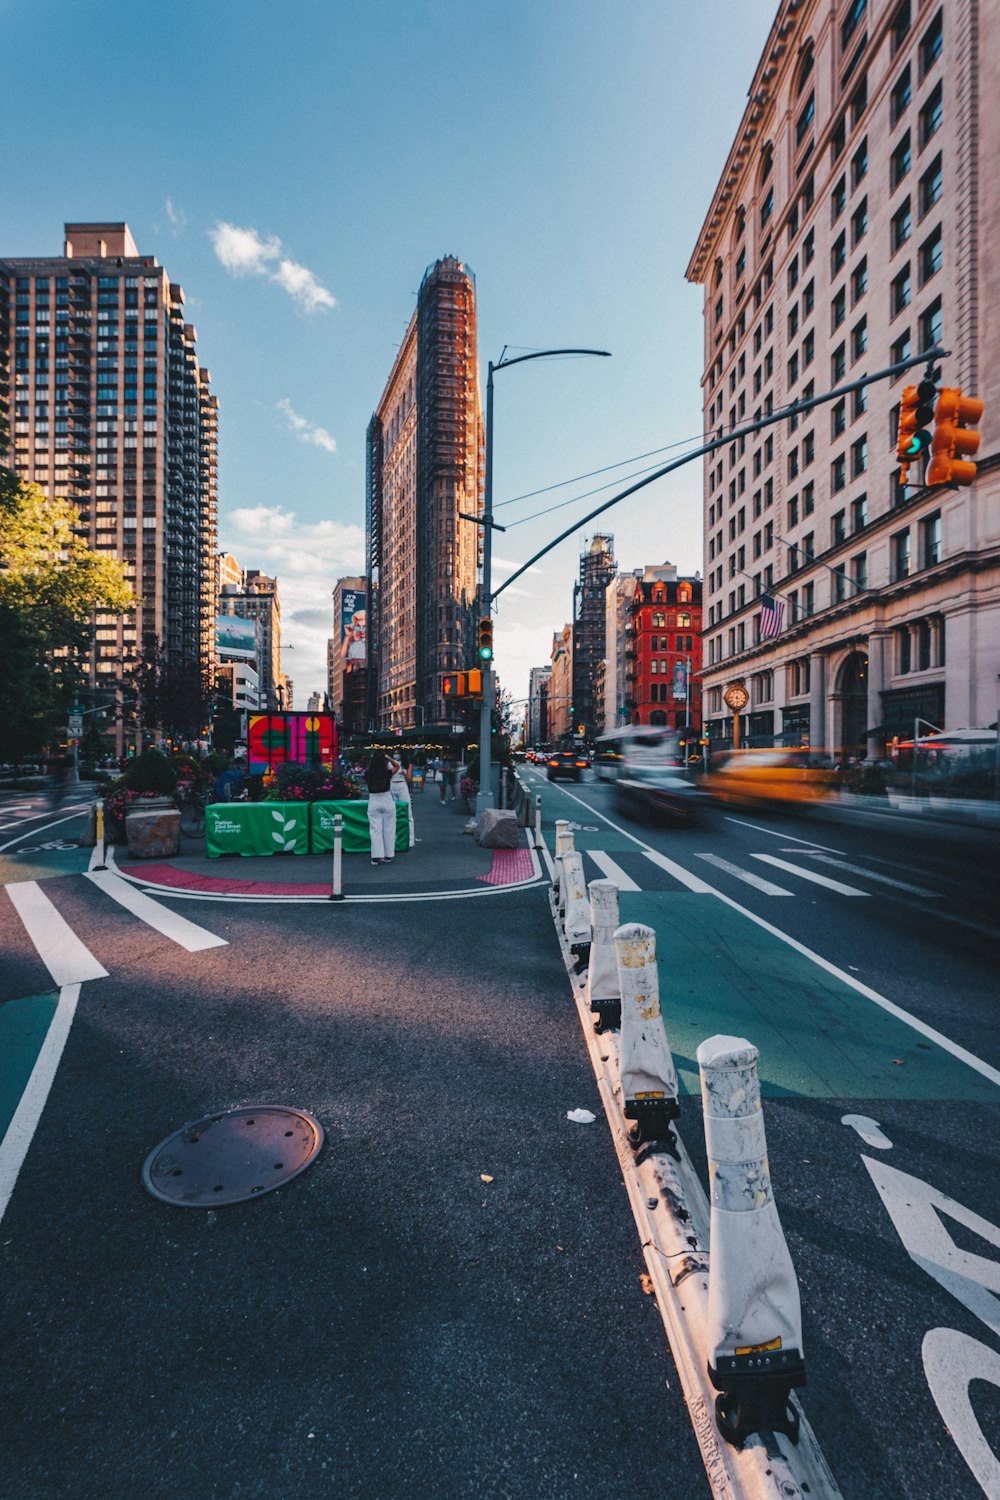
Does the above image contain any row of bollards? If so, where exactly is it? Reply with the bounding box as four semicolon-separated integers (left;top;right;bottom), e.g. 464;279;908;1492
551;821;805;1449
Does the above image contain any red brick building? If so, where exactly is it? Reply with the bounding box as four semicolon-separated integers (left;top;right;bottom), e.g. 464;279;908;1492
626;567;703;730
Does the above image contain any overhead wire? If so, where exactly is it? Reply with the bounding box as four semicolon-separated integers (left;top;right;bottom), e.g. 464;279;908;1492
493;428;714;511
505;436;711;528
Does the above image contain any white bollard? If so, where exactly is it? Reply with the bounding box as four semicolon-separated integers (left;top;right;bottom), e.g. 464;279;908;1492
586;880;621;1030
534;793;542;845
328;813;345;902
614;922;680;1152
697;1034;805;1447
553;820;574;910
93;799;108;872
561;851;591;964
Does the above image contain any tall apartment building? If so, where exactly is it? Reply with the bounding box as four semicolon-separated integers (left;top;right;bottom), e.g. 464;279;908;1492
365;257;483;730
527;665;553;745
687;1;999;755
0;223;219;720
572;534;617;740
220;570;282;709
603;570;642;733
549;624;573;742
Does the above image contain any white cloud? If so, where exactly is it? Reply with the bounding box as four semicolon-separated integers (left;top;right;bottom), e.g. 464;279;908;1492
165;197;187;233
219;504;365;702
209;221;337;312
276;398;337;454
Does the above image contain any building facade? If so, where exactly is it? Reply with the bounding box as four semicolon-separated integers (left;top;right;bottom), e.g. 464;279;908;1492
219;570;282;709
365;257;483;731
687;0;999;754
549;624;573;742
572;534;617;740
603;570;642;734
625;566;703;730
0;222;218;732
527;665;553;745
330;575;368;732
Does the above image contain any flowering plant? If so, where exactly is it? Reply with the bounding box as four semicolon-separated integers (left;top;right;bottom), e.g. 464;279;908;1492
262;761;364;802
459;775;479;801
104;786;170;829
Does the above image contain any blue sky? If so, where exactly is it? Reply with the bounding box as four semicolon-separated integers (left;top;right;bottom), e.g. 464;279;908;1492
4;0;777;708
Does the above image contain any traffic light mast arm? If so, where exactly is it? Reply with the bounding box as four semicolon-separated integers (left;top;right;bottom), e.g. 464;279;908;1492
492;343;948;601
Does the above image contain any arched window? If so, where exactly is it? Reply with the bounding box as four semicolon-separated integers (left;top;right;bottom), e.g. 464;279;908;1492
795;42;814;97
759;143;774;185
735;206;746;240
678;583;691;602
713;257;724;288
678;611;691;628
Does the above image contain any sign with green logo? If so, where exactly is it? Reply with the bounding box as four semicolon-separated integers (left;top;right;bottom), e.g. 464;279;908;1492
205;802;310;859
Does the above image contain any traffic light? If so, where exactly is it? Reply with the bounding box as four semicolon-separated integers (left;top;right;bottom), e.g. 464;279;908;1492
466;668;483;696
478;617;494;662
927;388;984;487
442;672;467;697
895;381;937;479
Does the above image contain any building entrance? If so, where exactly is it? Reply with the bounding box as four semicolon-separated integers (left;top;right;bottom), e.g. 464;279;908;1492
835;651;868;760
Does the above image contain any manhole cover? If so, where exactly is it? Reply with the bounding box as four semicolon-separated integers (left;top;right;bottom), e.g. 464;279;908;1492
141;1105;324;1207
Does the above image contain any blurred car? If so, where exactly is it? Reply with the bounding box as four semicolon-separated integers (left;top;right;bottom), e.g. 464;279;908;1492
705;749;834;808
614;767;706;825
547;750;589;782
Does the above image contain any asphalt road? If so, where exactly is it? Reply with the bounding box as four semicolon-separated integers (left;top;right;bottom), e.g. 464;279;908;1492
2;780;999;1499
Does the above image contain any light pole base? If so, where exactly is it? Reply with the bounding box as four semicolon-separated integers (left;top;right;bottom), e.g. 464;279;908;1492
474;789;494;819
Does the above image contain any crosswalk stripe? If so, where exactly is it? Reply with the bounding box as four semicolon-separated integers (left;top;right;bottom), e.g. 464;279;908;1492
5;881;109;985
85;869;228;952
694;852;793;895
587;850;642;891
750;853;869;896
642;850;715;893
805;853;941;897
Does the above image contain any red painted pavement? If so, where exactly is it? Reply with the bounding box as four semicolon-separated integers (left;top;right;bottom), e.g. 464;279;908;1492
127;863;329;896
476;848;536;886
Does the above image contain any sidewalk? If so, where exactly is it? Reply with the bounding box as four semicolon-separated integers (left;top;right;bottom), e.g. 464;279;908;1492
112;788;539;900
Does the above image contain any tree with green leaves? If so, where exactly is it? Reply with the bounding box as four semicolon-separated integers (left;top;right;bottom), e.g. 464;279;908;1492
0;473;135;761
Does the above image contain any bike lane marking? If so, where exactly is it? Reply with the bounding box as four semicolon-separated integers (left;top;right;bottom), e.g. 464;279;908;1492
5;881;108;986
0;984;79;1224
585;849;641;891
750;853;869;896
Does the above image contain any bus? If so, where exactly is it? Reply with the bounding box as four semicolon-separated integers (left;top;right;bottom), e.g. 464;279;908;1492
594;725;691;781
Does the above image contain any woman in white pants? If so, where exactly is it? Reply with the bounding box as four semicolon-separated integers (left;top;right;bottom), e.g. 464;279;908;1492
364;750;399;865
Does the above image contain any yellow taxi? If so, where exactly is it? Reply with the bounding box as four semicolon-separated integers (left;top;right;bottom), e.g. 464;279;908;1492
705;749;835;808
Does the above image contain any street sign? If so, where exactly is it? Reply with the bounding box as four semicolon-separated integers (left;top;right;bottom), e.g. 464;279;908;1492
68;715;83;735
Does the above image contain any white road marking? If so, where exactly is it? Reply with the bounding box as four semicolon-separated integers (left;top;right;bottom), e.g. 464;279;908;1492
922;1329;1000;1494
85;869;228;952
5;882;108;985
642;850;715;893
724;816;845;852
587;850;641;891
694;852;793;895
841;1114;893;1149
0;984;80;1225
806;853;941;897
0;810;88;854
750;853;869;896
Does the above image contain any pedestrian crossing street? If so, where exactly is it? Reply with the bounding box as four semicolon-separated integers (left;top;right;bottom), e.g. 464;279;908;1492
568;842;945;902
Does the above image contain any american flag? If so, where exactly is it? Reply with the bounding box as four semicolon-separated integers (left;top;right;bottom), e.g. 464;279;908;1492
758;592;785;639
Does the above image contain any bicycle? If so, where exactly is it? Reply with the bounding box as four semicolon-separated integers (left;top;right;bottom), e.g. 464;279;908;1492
179;784;209;837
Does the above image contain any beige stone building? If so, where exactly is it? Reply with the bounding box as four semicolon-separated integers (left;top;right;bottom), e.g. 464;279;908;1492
549;624;574;743
366;257;483;731
0;222;219;739
687;0;999;755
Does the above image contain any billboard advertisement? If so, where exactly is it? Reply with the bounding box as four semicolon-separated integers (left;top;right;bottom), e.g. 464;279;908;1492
340;588;367;670
216;613;258;660
672;660;690;701
247;712;337;773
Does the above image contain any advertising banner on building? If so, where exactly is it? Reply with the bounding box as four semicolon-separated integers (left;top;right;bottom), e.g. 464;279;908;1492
247;713;337;773
216;614;258;660
672;660;689;701
340;589;367;669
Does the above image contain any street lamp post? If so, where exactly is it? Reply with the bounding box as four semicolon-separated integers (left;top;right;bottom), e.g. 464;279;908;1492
475;346;611;817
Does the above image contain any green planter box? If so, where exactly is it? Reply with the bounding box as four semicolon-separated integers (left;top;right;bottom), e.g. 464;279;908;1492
205;801;310;858
310;800;408;854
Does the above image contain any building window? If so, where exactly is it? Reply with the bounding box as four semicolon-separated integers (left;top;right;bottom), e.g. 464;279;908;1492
832;508;847;545
802;436;815;470
851;317;868;360
922;509;942;566
851;257;868;304
832;398;847;438
897;624;912;673
891;132;911;188
852;551;868;589
920;296;943;349
851;138;868;189
831;114;847;162
803;330;814;368
841;0;866;53
892;198;912;252
832;231;847;275
832;287;847;330
892;528;911;580
851;434;868;476
851;198;868;246
891;64;912;124
832;454;846;492
796;93;815;146
853;383;868;418
831;174;847;221
802;279;815;316
891;329;912;371
891;264;911;316
802;581;815;616
852;494;868;532
919;9;943;78
891;0;911;54
850;73;868;126
919;154;943;217
760;187;774;228
919;225;942;284
919;82;943;149
832;343;846;382
788;494;799;528
803;227;815;266
788;304;800;340
787;254;799;293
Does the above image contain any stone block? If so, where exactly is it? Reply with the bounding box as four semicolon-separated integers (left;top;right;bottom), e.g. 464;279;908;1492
126;809;181;858
475;808;520;848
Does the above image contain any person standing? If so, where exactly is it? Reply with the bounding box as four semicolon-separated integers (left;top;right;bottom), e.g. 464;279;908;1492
365;749;399;865
390;751;415;847
439;751;457;803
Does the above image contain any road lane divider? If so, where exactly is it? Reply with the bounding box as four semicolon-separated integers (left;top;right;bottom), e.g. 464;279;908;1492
84;868;227;952
698;1034;806;1447
694;852;793;896
749;854;867;896
804;852;940;897
6;881;109;986
615;921;680;1155
586;849;641;892
585;880;621;1032
0;984;80;1225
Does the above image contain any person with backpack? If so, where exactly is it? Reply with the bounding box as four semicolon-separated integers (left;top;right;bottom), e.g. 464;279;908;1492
364;749;400;865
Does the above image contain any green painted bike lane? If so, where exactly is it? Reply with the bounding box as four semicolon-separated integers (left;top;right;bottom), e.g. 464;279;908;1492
530;774;642;854
618;889;998;1104
0;993;60;1139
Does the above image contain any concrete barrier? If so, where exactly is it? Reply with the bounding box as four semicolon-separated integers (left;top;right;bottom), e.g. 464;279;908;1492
560;851;591;965
697;1033;805;1447
586;880;621;1031
614;922;680;1153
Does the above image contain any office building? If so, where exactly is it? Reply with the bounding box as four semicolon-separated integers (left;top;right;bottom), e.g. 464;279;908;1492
687;1;999;753
572;534;617;740
219;569;282;709
0;222;218;730
549;624;573;742
330;575;368;730
365;256;483;730
603;570;642;733
625;565;703;729
527;665;553;745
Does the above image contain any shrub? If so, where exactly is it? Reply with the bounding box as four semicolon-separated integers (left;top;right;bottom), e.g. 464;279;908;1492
123;746;177;796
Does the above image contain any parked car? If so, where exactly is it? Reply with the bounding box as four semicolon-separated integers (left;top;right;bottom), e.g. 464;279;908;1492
547;750;589;782
614;767;705;825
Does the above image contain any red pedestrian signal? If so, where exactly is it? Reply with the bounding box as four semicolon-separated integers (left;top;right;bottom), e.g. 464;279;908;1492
927;388;984;487
442;672;467;697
